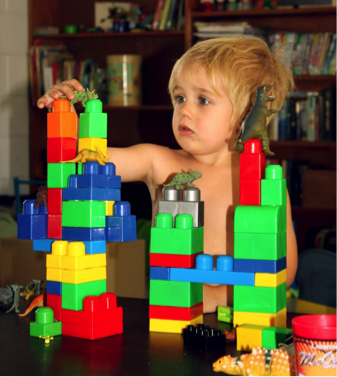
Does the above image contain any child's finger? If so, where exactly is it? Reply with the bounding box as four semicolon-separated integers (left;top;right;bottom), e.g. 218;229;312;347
67;79;84;91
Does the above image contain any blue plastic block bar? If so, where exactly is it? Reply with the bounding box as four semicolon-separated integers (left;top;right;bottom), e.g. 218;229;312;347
233;257;287;274
150;267;170;280
62;187;121;201
83;240;107;254
62;227;106;241
33;239;56;252
22;200;47;215
46;281;62;295
114;202;130;216
106;216;137;242
17;214;47;240
77;174;121;189
83;162;116;176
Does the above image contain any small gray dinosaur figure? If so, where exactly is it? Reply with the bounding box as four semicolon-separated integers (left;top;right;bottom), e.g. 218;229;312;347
235;84;278;156
164;169;202;190
59;88;98;107
6;284;22;314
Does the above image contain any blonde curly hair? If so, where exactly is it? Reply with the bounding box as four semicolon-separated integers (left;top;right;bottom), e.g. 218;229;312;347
168;35;294;128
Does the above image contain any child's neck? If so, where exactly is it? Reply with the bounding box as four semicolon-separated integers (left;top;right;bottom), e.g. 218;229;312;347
184;149;238;167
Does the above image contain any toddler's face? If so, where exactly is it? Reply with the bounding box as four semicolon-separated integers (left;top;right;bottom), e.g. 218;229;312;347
172;67;235;156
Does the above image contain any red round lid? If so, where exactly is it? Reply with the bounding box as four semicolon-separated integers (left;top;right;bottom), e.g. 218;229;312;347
292;315;337;340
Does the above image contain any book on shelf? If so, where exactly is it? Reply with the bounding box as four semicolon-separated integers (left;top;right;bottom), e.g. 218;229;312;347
193;21;253;39
152;0;166;30
166;0;178;30
159;0;172;30
270;88;336;142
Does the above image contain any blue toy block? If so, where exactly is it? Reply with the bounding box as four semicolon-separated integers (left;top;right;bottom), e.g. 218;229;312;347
233;257;287;274
46;281;62;295
33;239;55;252
150;267;170;280
62;227;106;241
76;174;121;189
170;254;255;286
17;214;47;240
83;161;115;176
22;200;48;215
83;241;107;254
62;187;121;201
106;216;137;242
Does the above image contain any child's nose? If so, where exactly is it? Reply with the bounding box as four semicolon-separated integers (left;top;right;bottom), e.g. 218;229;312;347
179;102;193;119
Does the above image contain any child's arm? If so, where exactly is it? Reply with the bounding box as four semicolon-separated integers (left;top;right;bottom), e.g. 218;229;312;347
37;79;84;110
286;190;298;287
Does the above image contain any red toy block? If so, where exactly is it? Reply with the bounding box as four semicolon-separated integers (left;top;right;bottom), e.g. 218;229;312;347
47;214;62;239
149;302;203;321
150;252;203;268
62;294;123;327
240;140;266;181
240;180;261;205
46;293;62;321
47;137;77;163
62;319;123;340
47;99;77;138
47;189;63;214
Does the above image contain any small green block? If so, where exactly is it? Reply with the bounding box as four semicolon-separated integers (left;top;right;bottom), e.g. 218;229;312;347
150;214;203;255
30;307;62;338
261;178;287;206
234;283;287;314
234;231;287;260
79;100;107;138
77;163;83;175
234;205;285;234
62;280;107;311
262;327;293;349
149;279;203;307
47;163;76;188
62;201;106;228
217;306;233;323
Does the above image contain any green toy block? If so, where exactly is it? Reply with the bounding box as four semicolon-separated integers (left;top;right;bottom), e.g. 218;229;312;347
261;165;287;206
30;307;62;338
62;201;106;228
217;306;233;323
62;280;107;311
234;231;287;260
262;327;293;349
79;100;107;138
149;279;203;307
233;283;286;314
150;213;203;255
47;163;76;188
234;205;285;234
77;163;83;175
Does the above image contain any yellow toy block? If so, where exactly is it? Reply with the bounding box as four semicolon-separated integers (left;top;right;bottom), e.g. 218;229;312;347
101;201;115;216
61;242;106;270
149;315;203;334
46;267;62;282
237;324;267;351
255;269;287;287
46;241;68;269
78;137;107;157
234;308;287;328
61;266;106;284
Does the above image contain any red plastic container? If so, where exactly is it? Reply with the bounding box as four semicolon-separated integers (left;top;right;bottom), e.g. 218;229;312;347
292;315;337;376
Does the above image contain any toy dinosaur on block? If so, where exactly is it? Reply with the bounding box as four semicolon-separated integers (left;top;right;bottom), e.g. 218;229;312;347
164;169;202;190
59;88;98;107
235;84;278;156
34;186;47;209
213;347;296;376
62;146;112;166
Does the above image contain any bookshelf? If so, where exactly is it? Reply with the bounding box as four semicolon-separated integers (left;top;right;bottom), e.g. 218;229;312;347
29;0;336;250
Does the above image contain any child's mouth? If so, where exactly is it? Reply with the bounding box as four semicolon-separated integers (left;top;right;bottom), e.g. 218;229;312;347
179;125;193;136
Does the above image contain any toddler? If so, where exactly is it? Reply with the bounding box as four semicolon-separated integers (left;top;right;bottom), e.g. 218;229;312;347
38;35;298;313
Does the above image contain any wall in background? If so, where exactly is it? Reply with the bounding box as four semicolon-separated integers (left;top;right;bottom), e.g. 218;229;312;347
0;0;29;195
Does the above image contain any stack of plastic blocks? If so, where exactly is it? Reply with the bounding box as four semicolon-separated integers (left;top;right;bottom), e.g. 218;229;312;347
233;139;288;351
17;200;47;239
46;240;123;340
149;187;204;333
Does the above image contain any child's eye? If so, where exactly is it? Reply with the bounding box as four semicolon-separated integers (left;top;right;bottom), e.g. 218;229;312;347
174;95;185;104
199;97;210;105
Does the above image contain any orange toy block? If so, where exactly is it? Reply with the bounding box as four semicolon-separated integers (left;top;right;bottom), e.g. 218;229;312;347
47;99;77;138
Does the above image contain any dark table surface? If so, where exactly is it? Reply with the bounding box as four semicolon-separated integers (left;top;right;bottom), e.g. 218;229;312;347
0;297;295;376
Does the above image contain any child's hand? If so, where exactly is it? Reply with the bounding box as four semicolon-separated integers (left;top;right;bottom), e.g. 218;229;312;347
37;79;84;110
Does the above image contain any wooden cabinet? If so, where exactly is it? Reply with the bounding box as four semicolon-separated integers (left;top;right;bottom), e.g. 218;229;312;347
29;0;336;249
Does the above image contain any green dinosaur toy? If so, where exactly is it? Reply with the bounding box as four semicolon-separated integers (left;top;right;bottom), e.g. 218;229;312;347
235;84;278;156
164;169;202;190
59;88;98;107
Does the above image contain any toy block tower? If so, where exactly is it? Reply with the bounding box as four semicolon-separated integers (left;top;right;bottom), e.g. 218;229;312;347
149;187;204;333
233;139;287;351
18;92;136;340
